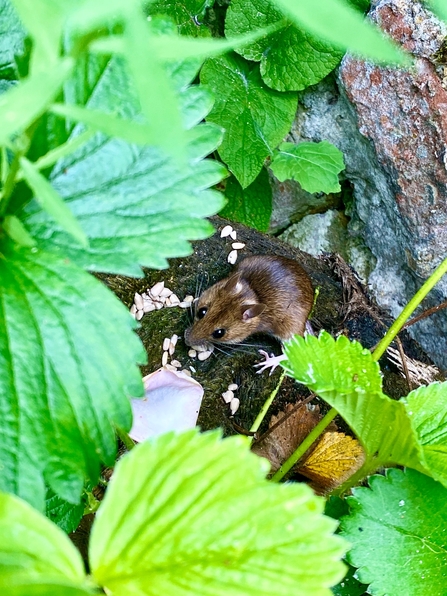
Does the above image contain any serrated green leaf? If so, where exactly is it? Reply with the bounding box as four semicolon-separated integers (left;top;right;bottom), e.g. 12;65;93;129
0;0;25;76
331;566;366;596
226;0;342;91
271;141;345;193
403;382;447;488
90;429;347;595
0;57;74;145
0;491;85;585
0;241;145;509
148;0;213;37
201;53;297;188
271;0;410;65
429;0;447;22
3;214;36;246
46;489;86;534
220;168;272;231
283;332;424;471
21;58;225;276
19;156;88;247
341;468;447;595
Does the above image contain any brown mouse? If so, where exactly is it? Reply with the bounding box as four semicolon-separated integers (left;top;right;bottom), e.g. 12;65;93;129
184;255;314;351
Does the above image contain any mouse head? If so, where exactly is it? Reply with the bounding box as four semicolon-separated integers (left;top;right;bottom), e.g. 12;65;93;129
184;272;266;350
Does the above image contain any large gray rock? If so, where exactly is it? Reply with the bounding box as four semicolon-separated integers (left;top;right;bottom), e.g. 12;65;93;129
286;0;447;369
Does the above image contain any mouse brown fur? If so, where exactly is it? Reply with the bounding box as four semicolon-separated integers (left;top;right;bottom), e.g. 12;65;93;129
184;255;314;350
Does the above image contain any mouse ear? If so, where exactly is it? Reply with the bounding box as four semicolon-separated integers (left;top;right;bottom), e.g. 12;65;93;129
242;303;266;321
225;273;244;294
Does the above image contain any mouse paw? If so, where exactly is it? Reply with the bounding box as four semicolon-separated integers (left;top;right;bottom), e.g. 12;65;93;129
254;350;286;375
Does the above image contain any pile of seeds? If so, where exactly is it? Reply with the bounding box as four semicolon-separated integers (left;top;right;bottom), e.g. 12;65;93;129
160;333;193;376
220;225;246;265
187;344;214;362
130;281;194;321
221;383;240;415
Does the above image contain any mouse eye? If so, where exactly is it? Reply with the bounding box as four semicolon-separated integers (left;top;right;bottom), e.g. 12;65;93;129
212;328;226;339
197;307;208;319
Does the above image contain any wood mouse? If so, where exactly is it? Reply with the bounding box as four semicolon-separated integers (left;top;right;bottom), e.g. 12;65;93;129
184;255;314;352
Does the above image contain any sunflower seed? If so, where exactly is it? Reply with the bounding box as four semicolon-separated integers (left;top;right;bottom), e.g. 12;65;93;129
136;309;144;321
220;225;233;238
181;369;192;377
130;304;137;315
188;349;197;358
231;242;245;250
143;302;155;313
229;230;237;240
134;293;144;309
222;390;234;403
227;250;238;264
170;334;179;346
171;360;181;368
163;337;170;351
183;295;194;303
179;301;192;308
170;293;180;305
150;281;164;297
165;297;172;306
197;350;212;361
159;287;172;298
230;397;240;414
162;351;169;366
165;363;177;371
228;383;238;391
168;343;175;356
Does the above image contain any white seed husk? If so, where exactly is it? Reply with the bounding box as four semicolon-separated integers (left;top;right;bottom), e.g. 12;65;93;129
143;302;155;313
183;295;194;303
171;360;181;368
168;344;175;356
231;242;245;250
228;383;239;391
170;293;180;305
130;304;137;315
227;250;238;265
136;309;144;321
134;293;144;309
179;301;191;308
220;225;233;238
170;334;179;346
154;301;164;310
230;397;240;414
188;349;197;358
165;297;172;306
229;230;237;240
163;337;170;351
222;390;234;403
162;351;169;366
197;350;212;361
159;287;173;298
150;281;164;297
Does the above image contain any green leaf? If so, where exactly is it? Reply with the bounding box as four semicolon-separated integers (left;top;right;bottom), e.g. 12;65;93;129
283;332;424;471
19;156;88;247
271;0;410;65
22;58;225;276
46;489;86;534
201;54;297;188
90;429;347;595
221;168;272;231
429;0;447;22
0;0;25;76
341;468;447;595
403;382;447;488
0;583;94;596
148;0;213;37
226;0;342;92
0;491;86;585
271;141;345;193
3;214;36;246
0;58;74;145
0;241;145;509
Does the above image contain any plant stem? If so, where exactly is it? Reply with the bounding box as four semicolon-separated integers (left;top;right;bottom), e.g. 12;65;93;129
250;370;286;440
373;256;447;361
271;407;338;482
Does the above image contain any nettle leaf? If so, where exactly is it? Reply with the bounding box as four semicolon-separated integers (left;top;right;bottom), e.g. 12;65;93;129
148;0;213;37
0;491;90;591
271;141;345;193
272;0;409;65
0;240;145;510
226;0;342;92
403;382;447;488
0;0;25;76
220;168;272;232
21;58;226;276
341;468;447;595
283;332;424;471
201;53;297;188
45;489;86;534
90;429;347;595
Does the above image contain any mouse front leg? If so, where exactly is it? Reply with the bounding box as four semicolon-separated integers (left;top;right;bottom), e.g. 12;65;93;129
254;350;287;375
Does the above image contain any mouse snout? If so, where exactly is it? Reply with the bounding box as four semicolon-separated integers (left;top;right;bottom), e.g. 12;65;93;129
184;326;212;351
